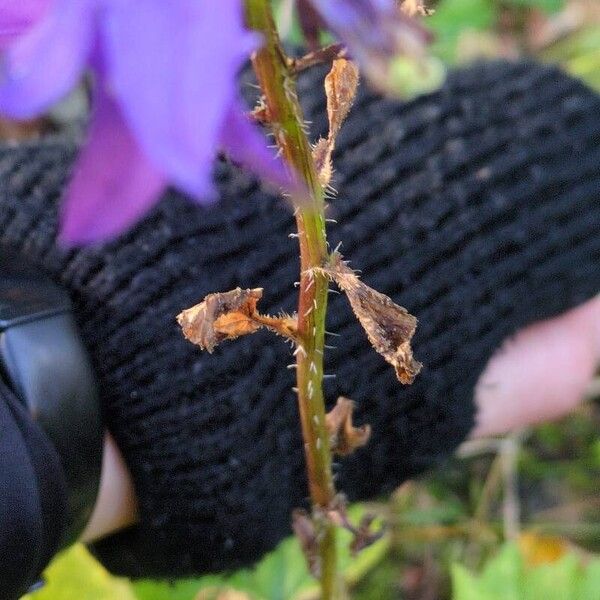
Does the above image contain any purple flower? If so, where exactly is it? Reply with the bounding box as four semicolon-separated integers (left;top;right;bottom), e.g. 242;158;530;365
306;0;431;91
0;0;50;50
0;1;296;245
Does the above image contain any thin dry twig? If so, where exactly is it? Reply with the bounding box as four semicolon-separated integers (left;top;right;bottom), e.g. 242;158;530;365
288;43;348;74
500;434;521;541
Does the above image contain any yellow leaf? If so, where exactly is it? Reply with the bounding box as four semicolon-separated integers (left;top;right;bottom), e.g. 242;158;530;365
519;532;569;567
25;544;136;600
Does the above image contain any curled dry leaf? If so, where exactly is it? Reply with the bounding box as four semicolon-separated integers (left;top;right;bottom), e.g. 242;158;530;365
325;396;371;456
177;287;297;352
313;58;359;187
325;58;360;140
292;508;321;578
317;254;422;384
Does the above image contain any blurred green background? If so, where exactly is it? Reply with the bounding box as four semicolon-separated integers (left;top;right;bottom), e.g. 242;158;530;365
23;1;600;598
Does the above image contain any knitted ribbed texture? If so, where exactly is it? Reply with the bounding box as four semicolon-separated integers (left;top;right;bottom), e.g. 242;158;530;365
0;60;598;577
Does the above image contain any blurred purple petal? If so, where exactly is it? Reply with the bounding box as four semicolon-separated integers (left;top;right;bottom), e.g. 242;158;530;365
0;0;94;118
103;0;258;199
60;87;166;246
0;0;290;245
0;0;50;50
220;99;300;193
307;0;430;90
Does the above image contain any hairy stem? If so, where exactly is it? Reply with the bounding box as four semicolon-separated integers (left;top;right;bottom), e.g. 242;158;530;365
244;2;343;597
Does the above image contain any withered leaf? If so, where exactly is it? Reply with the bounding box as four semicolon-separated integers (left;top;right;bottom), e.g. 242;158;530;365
177;288;262;352
318;254;422;384
313;58;359;187
325;397;371;456
312;137;332;188
292;508;321;578
325;58;360;141
326;496;387;556
177;287;297;352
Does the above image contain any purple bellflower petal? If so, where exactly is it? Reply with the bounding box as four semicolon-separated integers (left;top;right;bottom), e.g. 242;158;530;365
1;0;293;244
220;99;301;193
0;0;95;119
60;86;166;246
307;0;430;90
0;0;51;50
103;0;259;200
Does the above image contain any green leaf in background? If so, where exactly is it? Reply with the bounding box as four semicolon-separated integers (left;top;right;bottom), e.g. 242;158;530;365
505;0;565;14
134;505;389;600
540;26;600;91
133;534;315;600
273;0;305;47
452;543;523;600
388;56;446;99
25;545;136;600
30;506;388;600
452;542;600;600
427;0;496;62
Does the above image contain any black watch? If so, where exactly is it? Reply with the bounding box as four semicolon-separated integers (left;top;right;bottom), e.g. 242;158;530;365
0;249;103;547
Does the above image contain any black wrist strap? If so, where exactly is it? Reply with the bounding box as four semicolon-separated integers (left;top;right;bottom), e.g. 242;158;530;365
0;379;68;600
0;249;103;547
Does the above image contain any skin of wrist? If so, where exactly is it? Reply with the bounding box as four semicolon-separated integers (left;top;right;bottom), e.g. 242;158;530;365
80;432;138;544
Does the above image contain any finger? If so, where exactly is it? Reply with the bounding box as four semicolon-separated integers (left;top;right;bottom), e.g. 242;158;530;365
472;295;600;438
80;433;138;544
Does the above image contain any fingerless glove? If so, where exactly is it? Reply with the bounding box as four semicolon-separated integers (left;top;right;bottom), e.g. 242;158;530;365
0;59;598;577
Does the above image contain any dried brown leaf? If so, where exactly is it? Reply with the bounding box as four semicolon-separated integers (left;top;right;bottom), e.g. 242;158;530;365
312;137;332;188
325;58;360;141
292;508;321;578
177;287;297;352
325;397;371;456
317;254;422;384
313;58;359;187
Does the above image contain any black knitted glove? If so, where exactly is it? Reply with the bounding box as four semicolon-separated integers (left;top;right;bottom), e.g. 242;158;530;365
0;60;599;578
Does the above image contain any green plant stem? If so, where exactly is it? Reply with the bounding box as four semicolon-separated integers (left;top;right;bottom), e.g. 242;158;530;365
244;2;344;597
